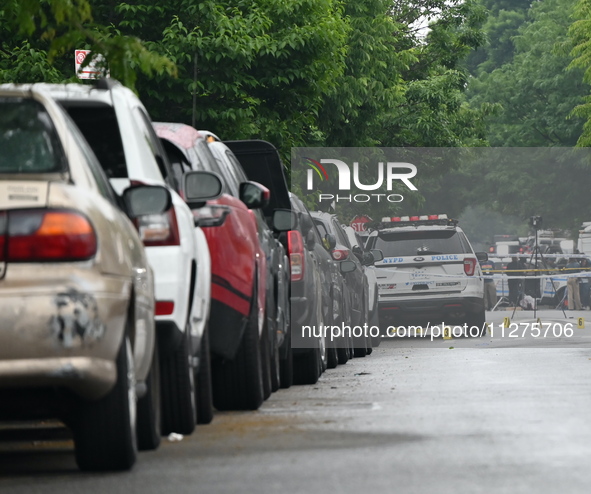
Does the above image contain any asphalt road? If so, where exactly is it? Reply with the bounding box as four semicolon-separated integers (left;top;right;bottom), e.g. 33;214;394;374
2;309;591;494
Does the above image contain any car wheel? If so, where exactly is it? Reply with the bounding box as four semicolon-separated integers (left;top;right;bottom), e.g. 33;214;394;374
294;285;324;384
212;290;264;411
327;345;339;369
196;324;214;425
279;336;293;389
73;333;137;471
466;310;486;337
260;320;272;400
270;333;281;392
161;326;197;435
293;345;322;385
337;344;349;365
137;335;161;451
369;307;382;347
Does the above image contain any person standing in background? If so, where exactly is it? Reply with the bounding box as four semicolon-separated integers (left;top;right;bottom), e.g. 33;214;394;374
507;256;526;306
480;259;497;310
579;258;591;309
565;257;582;310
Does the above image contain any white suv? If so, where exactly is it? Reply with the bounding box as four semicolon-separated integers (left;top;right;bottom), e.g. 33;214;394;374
39;79;212;434
365;215;487;331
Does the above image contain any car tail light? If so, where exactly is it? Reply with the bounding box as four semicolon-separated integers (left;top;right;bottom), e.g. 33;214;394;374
464;258;477;276
137;208;180;246
287;230;305;282
331;249;349;261
155;301;175;316
5;209;97;262
0;212;6;262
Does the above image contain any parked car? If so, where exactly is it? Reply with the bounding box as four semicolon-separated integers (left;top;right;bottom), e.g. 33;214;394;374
39;79;213;433
311;212;372;358
154;122;281;410
223;139;335;384
342;225;383;345
199;130;290;395
0;86;171;471
366;215;487;333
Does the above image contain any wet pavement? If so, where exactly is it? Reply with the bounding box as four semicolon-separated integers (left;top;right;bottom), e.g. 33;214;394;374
2;309;591;493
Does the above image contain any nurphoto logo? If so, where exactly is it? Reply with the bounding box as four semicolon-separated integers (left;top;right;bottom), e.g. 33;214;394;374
303;157;418;204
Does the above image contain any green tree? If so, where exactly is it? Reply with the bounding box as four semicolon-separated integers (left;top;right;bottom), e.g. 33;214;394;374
101;0;348;154
0;0;175;87
467;0;587;146
568;0;591;146
466;0;530;74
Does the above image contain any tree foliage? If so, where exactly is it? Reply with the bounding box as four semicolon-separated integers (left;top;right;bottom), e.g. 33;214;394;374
467;0;587;147
402;0;591;235
568;0;591;146
0;0;176;88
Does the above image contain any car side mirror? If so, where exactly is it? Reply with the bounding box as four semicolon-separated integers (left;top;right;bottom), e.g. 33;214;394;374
362;252;375;266
476;252;488;262
340;259;357;274
325;233;337;250
239;181;270;210
273;209;296;232
122;185;172;218
183;170;223;209
370;249;384;262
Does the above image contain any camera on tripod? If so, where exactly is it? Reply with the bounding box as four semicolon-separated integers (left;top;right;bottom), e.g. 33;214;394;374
529;215;543;229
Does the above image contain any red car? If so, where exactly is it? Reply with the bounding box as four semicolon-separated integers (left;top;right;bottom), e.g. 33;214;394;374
154;122;269;411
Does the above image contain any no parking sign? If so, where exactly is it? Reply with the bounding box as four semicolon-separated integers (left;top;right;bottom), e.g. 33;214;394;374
75;50;109;79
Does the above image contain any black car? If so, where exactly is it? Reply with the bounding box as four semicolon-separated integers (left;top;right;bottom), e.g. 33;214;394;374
225;140;338;384
311;211;372;358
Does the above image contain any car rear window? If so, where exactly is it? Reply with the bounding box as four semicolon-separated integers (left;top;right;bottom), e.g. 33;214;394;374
375;230;471;257
0;98;65;173
64;104;127;178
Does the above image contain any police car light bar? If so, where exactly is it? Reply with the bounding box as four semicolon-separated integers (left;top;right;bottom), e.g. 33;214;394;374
379;214;456;228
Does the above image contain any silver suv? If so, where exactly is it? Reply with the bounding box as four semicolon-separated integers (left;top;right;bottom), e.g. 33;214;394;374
365;215;487;332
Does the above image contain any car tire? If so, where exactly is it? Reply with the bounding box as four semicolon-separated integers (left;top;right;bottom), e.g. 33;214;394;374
294;285;324;384
270;335;281;392
466;309;486;337
73;333;137;471
279;337;293;389
293;345;322;385
260;321;272;400
348;335;355;359
196;324;214;425
137;336;161;451
212;291;264;411
369;308;382;347
327;345;338;369
160;327;197;435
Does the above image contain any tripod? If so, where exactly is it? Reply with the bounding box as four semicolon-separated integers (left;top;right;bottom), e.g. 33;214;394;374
511;226;566;319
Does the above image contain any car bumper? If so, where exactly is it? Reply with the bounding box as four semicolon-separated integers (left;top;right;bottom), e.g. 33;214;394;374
0;357;116;400
0;269;130;400
378;295;484;324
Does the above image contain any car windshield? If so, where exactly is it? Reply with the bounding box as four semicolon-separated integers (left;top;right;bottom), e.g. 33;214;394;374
0;98;65;173
374;230;470;257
